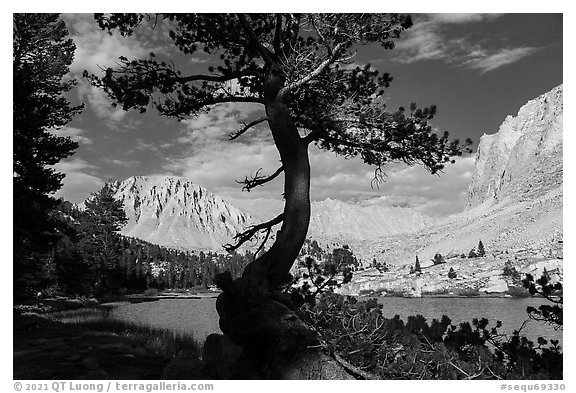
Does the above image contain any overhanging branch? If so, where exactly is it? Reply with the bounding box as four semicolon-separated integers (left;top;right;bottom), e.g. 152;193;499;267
229;116;268;140
237;166;284;191
224;213;285;253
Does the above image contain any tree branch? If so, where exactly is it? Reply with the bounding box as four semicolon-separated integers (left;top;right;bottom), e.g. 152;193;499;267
174;70;264;84
224;213;284;253
273;14;283;56
237;14;277;66
104;61;264;85
302;129;324;144
237;166;284;191
229;116;268;140
332;352;378;380
160;96;266;117
279;41;345;97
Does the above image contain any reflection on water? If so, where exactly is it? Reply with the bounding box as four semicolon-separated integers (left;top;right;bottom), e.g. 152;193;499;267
111;296;562;345
111;298;221;342
374;297;562;343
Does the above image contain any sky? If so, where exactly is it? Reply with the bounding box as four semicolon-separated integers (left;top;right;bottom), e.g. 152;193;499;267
46;12;562;217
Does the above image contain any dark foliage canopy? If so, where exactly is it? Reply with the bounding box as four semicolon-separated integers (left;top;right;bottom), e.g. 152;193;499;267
87;13;470;177
13;13;83;292
13;13;83;204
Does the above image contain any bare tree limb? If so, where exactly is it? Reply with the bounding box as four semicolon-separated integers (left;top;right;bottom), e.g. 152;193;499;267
279;41;345;97
105;62;263;85
229;116;268;140
332;352;378;380
224;213;284;253
237;166;284;191
253;224;272;259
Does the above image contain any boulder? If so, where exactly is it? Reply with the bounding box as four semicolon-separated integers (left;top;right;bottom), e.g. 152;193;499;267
484;277;508;293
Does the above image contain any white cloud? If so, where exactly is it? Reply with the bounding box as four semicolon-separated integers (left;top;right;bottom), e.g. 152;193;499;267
190;56;209;64
164;123;476;216
464;47;539;74
178;103;267;148
394;14;537;74
63;14;153;129
53;158;104;203
76;79;128;127
102;158;141;167
50;126;93;145
427;14;504;24
358;155;476;216
163;141;284;199
63;13;149;75
394;21;446;62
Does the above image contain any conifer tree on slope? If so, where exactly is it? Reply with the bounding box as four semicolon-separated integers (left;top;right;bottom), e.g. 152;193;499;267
79;183;128;293
477;240;486;257
87;14;470;291
13;13;83;293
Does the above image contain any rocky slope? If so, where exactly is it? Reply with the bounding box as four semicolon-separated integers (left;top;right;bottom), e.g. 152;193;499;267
467;85;563;207
338;85;563;295
309;198;431;243
231;197;432;244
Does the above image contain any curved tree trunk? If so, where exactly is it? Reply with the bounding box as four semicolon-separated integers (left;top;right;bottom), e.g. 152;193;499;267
242;97;311;288
210;80;321;380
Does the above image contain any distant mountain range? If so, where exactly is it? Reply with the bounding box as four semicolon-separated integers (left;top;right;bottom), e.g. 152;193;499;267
109;175;431;253
104;85;562;270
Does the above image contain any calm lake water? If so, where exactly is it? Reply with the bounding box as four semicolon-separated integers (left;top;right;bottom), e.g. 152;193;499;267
110;296;562;345
374;297;562;344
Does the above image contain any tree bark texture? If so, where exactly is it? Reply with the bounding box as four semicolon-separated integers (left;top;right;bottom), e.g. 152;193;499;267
241;97;311;288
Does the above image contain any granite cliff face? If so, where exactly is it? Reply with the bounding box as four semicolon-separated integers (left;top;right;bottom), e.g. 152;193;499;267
338;85;563;296
110;176;250;251
467;85;563;207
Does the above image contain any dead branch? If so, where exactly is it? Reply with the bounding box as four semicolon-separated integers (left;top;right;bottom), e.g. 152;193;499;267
224;213;284;253
237;166;284;191
229;116;268;140
279;41;345;97
332;352;378;380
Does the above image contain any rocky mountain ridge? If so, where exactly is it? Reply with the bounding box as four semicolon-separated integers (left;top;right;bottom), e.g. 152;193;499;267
111;176;251;251
338;85;563;296
467;85;562;207
103;84;562;296
109;175;431;253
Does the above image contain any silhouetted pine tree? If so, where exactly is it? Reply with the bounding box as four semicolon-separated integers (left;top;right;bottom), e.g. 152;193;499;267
78;183;127;294
13;13;83;297
477;240;486;257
